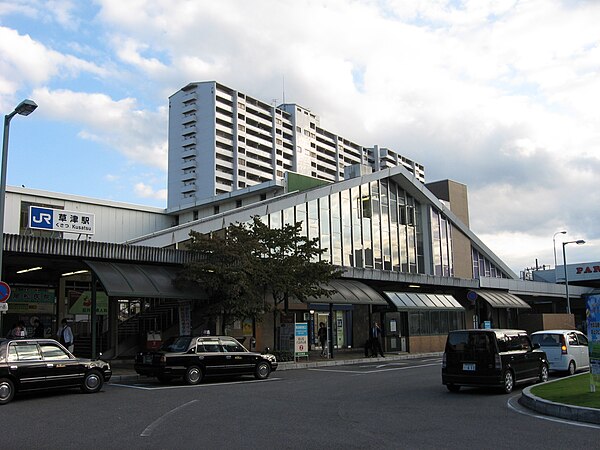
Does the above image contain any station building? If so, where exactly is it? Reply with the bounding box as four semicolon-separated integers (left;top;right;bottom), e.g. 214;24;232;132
1;82;595;359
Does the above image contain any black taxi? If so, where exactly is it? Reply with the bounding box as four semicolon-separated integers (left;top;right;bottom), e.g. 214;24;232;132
134;336;278;384
0;338;112;404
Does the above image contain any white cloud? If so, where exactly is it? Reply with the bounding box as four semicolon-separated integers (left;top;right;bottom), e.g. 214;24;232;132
1;0;598;270
134;182;167;200
31;87;167;169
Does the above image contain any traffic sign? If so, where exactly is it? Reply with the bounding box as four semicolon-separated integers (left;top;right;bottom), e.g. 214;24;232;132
0;303;8;311
0;281;10;302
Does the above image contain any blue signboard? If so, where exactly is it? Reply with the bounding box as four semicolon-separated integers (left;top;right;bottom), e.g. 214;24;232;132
29;206;95;235
586;295;600;392
295;322;309;357
29;206;54;229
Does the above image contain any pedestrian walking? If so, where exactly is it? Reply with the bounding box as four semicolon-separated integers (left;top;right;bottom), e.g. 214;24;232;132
317;322;328;357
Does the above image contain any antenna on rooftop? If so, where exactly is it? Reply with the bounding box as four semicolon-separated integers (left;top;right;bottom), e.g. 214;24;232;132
282;75;286;105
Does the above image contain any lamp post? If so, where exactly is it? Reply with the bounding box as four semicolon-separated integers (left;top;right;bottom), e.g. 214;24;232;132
1;99;38;281
562;239;585;314
553;230;567;270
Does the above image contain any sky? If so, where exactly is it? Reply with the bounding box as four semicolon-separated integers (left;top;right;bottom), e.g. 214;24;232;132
0;0;598;275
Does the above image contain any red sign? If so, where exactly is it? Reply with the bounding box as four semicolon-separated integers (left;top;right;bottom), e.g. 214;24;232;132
0;281;11;302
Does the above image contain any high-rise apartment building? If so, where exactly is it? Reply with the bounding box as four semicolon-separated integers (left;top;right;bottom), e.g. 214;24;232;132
168;81;425;210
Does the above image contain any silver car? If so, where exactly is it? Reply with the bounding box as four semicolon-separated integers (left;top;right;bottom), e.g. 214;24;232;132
530;330;589;375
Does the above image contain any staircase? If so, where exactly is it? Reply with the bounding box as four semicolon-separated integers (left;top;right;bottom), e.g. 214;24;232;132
114;298;181;357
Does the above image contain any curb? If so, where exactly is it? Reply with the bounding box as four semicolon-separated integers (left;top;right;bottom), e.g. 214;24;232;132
276;351;442;371
107;352;443;382
519;376;600;425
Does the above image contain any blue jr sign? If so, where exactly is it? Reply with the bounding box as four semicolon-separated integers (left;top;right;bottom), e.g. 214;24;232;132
30;206;54;229
29;206;95;235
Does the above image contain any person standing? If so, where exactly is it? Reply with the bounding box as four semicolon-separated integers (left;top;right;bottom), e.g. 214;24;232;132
370;321;385;357
57;318;74;353
33;319;45;338
317;322;328;357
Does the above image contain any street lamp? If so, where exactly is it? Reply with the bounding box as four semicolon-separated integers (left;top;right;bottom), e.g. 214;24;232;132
1;99;38;281
553;230;567;270
562;239;585;314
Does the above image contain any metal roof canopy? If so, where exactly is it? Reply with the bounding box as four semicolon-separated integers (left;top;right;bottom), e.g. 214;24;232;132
84;261;199;300
384;292;464;311
476;289;531;309
309;280;388;305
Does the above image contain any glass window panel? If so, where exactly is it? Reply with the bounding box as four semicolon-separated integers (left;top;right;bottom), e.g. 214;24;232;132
270;211;282;229
283;207;294;226
351;187;363;267
341;190;352;267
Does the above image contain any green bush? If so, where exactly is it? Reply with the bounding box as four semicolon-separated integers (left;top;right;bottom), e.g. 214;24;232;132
271;350;295;362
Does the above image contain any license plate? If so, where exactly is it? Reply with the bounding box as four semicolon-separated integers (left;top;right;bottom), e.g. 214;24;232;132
463;363;476;371
144;355;153;364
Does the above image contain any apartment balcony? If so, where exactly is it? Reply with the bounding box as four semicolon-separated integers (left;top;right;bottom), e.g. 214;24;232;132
181;136;196;147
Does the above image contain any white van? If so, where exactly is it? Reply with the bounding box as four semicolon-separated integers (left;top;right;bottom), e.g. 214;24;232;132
530;330;589;375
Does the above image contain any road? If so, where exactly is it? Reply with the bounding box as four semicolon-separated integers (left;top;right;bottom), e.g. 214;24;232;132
1;356;597;449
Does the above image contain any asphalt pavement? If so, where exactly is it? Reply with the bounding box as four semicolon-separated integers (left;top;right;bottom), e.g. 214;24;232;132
109;349;600;427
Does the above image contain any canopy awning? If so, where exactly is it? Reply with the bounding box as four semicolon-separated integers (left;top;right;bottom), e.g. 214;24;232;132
383;292;464;311
476;289;531;309
84;261;199;300
309;280;388;306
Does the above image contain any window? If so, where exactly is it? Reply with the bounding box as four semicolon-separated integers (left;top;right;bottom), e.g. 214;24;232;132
40;343;71;360
236;200;242;208
193;210;199;220
198;339;222;353
220;339;245;352
567;333;578;346
8;343;42;362
577;333;588;346
214;205;220;214
260;194;267;201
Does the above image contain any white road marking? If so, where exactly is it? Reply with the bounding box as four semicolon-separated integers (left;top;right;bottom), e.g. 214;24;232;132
141;399;199;437
111;377;281;391
507;395;600;429
309;362;440;374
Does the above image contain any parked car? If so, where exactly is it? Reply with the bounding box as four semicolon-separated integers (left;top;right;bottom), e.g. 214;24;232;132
0;338;112;405
530;330;590;375
134;336;278;384
442;329;548;394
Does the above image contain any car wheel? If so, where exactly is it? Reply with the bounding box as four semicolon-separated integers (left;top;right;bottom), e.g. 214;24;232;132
81;370;103;394
446;384;460;393
184;366;203;385
567;360;576;376
539;363;549;383
254;361;271;380
502;370;514;394
157;375;173;384
0;378;15;405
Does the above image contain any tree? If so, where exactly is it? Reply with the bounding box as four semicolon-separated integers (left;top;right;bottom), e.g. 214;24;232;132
177;216;343;337
177;226;268;334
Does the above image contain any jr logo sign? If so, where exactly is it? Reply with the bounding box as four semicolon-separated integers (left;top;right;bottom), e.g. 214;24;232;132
28;206;95;235
29;207;54;229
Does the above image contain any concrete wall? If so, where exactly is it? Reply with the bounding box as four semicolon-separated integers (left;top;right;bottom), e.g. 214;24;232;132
518;313;576;333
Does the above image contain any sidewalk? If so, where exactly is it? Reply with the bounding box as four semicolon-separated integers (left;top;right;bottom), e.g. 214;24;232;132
108;350;443;382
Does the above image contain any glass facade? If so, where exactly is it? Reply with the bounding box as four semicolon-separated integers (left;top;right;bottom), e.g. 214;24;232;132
408;310;465;336
259;179;457;275
430;209;454;277
472;248;509;279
